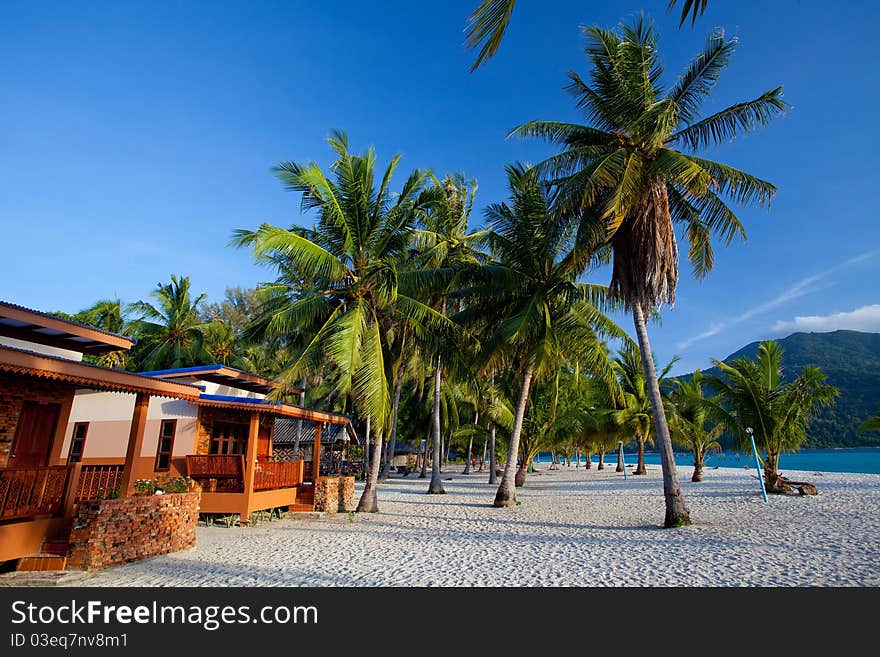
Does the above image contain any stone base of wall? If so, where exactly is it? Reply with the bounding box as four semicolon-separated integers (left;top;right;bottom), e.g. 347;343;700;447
339;476;355;511
314;477;355;514
68;491;200;571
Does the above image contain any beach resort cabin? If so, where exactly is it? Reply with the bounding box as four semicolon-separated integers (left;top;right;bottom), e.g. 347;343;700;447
0;301;200;569
65;364;356;520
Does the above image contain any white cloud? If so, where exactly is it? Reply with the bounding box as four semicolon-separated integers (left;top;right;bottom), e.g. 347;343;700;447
676;323;723;350
676;249;880;351
771;304;880;335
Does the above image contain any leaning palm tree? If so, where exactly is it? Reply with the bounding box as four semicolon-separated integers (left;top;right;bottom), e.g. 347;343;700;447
707;341;838;493
458;163;626;506
232;131;454;512
511;18;785;526
859;406;880;433
667;369;724;482
128;276;212;370
465;0;710;71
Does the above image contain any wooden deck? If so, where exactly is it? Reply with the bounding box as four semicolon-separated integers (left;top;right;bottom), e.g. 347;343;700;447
185;454;314;516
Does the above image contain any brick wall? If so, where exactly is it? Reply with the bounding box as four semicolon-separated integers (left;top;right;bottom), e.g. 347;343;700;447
314;476;355;514
0;373;74;468
67;491;200;570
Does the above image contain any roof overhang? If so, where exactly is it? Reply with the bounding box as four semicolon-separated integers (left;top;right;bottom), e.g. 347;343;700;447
0;301;134;355
143;364;299;396
194;393;349;424
0;345;201;400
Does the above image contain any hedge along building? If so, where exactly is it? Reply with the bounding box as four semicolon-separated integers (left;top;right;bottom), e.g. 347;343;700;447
64;364;358;520
0;301;200;569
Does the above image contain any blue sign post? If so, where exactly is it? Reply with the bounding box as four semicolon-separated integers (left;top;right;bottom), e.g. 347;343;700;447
747;428;768;503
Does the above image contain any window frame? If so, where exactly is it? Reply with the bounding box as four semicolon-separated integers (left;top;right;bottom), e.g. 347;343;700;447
68;422;89;464
209;421;248;456
154;419;177;473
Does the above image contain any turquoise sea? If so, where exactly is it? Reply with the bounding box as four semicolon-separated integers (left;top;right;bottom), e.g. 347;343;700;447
534;447;880;475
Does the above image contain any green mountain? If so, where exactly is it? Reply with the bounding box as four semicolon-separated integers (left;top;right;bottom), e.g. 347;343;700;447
689;330;880;448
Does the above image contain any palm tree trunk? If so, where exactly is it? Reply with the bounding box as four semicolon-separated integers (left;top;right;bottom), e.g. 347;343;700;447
692;449;704;483
488;424;498;485
632;304;691;527
616;442;625;472
357;426;382;512
597;449;605;470
361;417;371;481
479;436;487;472
634;435;647;475
419;436;428;478
764;450;786;493
293;378;306;456
428;355;445;494
494;357;535;507
379;363;405;481
463;411;479;475
585;450;592;470
575;448;580;469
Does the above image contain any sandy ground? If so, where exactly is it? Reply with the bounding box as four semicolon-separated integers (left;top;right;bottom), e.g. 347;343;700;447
72;464;880;587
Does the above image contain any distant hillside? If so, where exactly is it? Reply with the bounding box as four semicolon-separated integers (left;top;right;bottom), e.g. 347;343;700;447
685;330;880;449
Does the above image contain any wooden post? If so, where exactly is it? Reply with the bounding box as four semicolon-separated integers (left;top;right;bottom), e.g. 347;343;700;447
61;461;83;520
312;423;322;483
240;411;260;520
48;391;76;466
119;393;150;497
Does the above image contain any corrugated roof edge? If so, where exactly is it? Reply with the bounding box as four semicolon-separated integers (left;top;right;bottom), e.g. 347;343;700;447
0;300;138;345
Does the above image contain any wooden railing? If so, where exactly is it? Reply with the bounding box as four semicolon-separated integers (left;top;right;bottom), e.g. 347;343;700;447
76;464;124;501
186;454;245;493
186;454;245;479
0;466;71;521
186;454;306;492
254;457;303;491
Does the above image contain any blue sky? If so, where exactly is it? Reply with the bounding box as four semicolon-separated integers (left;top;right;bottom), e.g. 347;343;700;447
1;1;878;374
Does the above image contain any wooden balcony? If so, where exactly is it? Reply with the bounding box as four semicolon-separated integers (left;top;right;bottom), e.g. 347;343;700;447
0;466;72;521
185;454;304;492
185;454;307;517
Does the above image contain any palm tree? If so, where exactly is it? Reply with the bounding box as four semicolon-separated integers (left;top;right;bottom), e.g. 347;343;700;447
232;131;453;513
74;298;130;369
667;370;724;482
859;406;880;433
459;164;625;506
613;347;676;475
410;172;489;493
707;341;838;493
511;18;784;526
203;320;238;365
128;276;212;370
465;0;710;71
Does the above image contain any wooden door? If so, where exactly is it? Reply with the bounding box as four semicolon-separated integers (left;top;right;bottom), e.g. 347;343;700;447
9;401;60;468
257;422;272;458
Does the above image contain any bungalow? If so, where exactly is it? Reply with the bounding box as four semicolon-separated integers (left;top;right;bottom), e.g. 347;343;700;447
0;301;200;569
0;299;357;573
65;364;357;520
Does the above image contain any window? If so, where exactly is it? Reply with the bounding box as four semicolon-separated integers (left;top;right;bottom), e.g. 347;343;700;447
68;422;89;463
209;422;247;455
155;420;177;472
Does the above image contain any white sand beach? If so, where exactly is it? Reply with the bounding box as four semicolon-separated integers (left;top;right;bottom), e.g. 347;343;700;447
73;465;880;587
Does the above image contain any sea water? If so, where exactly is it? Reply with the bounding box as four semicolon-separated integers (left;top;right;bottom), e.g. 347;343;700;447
534;447;880;474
